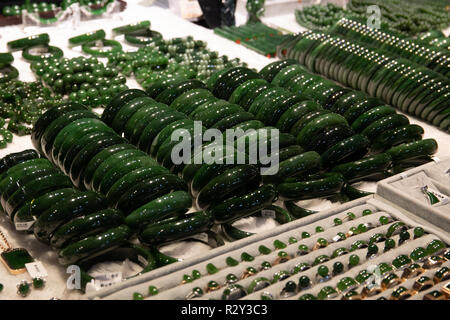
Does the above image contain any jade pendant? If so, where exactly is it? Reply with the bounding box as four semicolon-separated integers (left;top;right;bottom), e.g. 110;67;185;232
0;248;34;274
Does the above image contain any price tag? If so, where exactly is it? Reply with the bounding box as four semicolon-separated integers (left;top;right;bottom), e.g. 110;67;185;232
93;272;122;290
190;232;209;243
25;261;48;279
15;220;35;231
261;209;276;219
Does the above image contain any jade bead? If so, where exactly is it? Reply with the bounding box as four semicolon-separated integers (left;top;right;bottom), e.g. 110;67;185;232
226;256;239;267
258;245;272;255
315;226;324;233
384;238;396;251
192;270;201;279
349;254;360;267
182;274;193;283
357;223;368;233
273;239;287;249
362;209;372;216
288;236;297;244
260;261;272;270
334;218;342;226
379;216;390;225
346;212;356;220
410;247;427;261
148;286;158;296
392;255;412;269
226;273;238;284
241;252;254;262
367;244;379;256
206;263;219;275
413;227;425;239
333;261;344;275
317;265;329;278
426;239;445;255
298;275;311;289
297;244;309;255
33;278;45;289
333;232;346;242
301;232;310;239
133;292;144;300
317;237;328;247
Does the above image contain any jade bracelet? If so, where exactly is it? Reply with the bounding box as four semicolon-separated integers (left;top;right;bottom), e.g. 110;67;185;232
112;20;151;36
22;45;64;62
81;39;122;57
0;66;19;83
77;242;157;292
124;29;163;46
68;30;106;48
7;33;50;51
0;53;14;66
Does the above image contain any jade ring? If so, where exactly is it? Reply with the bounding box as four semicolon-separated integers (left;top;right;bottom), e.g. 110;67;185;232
221;284;247;300
247;277;271;294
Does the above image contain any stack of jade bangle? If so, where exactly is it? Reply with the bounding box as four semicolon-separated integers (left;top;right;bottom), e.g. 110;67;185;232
131;205;449;300
7;33;63;62
214;22;289;58
0;149;177;292
277;28;450;132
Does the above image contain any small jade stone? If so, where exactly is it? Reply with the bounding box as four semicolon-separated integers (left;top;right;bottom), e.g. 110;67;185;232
258;245;272;255
206;263;219;275
379;216;390;225
278;251;289;258
357;223;367;233
246;267;257;275
410;247;427;261
297;244;309;255
241;252;254;262
333;262;344;275
315;226;324;233
378;263;392;275
426;239;445;255
260;261;271;270
347;212;356;220
313;255;330;266
349;254;360;266
33;278;44;289
392;255;412;269
355;270;372;283
148;286;158;296
298;276;311;289
334;218;342;226
399;230;411;243
384;238;396;251
288;237;297;244
317;238;328;247
192;270;201;279
273;239;287;249
226;257;239;266
182;274;193;283
317;265;329;277
133;292;144;300
367;244;379;256
301;232;310;239
284;281;297;293
362;209;372;216
413;227;425;239
226;273;238;283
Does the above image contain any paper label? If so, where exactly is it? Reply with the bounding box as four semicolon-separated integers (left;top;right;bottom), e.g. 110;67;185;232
15;220;35;231
93;272;122;290
190;232;208;243
261;209;276;219
25;261;48;279
421;185;449;207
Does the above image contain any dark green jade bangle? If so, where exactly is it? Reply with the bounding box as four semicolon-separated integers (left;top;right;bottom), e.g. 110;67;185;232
0;53;14;65
7;33;50;51
124;29;163;46
0;66;19;83
68;30;106;48
81;39;122;57
77;242;157;292
112;20;151;36
22;45;64;62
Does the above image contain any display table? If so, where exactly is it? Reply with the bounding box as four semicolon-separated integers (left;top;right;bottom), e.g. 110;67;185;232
0;2;448;300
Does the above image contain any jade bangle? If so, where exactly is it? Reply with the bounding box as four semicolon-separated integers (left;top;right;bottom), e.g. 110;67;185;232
7;33;50;51
69;30;106;47
80;0;112;16
22;45;64;62
77;242;157;292
0;66;19;83
124;29;163;46
0;53;14;65
112;20;151;36
81;39;122;57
